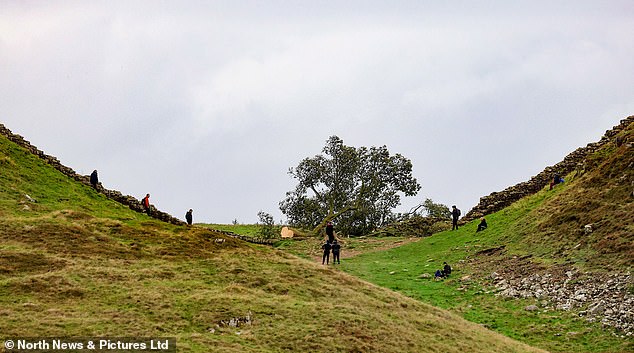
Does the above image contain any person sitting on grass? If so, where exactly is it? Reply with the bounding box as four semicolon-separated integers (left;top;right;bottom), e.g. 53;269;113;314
550;172;563;190
442;262;452;277
435;269;444;280
476;217;488;232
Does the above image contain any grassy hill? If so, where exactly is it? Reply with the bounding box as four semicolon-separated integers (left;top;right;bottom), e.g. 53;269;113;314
0;131;548;352
294;120;632;353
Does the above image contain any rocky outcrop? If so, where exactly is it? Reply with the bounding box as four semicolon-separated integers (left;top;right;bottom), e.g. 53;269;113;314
0;123;185;225
464;115;634;222
491;269;633;336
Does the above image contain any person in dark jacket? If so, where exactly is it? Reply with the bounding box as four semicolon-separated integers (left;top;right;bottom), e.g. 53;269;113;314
185;209;193;225
476;217;488;232
451;205;461;230
90;170;99;188
325;221;335;243
321;241;332;265
142;194;151;215
331;239;341;264
442;262;452;277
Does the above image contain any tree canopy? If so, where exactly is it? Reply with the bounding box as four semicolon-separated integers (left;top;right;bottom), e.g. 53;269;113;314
280;136;420;236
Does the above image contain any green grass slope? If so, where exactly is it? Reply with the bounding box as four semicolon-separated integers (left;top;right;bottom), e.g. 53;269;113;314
336;123;633;353
0;133;546;352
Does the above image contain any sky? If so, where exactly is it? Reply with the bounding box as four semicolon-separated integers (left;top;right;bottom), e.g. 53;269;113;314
1;1;633;224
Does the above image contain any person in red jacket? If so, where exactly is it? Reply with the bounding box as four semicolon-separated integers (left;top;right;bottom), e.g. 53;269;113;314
142;194;151;215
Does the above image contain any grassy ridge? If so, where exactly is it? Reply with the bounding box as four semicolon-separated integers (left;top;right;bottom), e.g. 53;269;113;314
0;134;144;222
0;133;547;352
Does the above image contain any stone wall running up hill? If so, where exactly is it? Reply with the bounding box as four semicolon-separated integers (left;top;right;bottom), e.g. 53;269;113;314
0;123;185;225
463;115;634;222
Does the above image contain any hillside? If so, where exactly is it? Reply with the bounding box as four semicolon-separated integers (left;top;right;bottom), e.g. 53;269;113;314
520;121;633;270
463;115;633;225
466;115;633;270
0;128;547;352
320;117;633;353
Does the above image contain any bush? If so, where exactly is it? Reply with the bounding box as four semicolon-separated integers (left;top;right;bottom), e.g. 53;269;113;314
257;211;277;239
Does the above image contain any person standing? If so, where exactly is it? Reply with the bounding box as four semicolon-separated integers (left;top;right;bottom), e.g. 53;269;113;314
90;170;99;188
142;194;151;215
321;241;332;265
325;221;335;243
451;205;461;230
331;239;341;264
185;209;193;225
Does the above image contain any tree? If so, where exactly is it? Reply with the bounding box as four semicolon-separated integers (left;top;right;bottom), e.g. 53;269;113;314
421;198;451;220
280;136;420;236
399;198;451;221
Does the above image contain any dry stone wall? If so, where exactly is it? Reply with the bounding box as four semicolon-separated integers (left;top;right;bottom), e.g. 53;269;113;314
463;115;634;222
0;123;185;225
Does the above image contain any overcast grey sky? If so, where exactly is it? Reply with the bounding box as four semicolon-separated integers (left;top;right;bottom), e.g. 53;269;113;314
1;1;633;224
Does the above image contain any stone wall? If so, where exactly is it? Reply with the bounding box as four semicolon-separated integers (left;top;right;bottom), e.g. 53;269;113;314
463;115;634;222
0;123;185;225
212;229;278;245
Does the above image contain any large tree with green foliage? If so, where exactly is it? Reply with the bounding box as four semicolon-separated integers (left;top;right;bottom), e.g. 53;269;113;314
280;136;420;236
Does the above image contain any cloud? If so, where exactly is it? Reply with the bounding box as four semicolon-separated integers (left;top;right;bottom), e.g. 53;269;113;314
1;1;633;223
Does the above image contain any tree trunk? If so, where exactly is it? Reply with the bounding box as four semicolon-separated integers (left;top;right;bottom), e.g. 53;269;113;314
311;205;356;236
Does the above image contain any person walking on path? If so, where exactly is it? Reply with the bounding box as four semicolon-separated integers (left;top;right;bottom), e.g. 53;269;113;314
451;205;461;230
142;194;151;215
321;241;332;265
186;209;193;225
90;170;99;188
326;221;335;243
331;239;341;264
